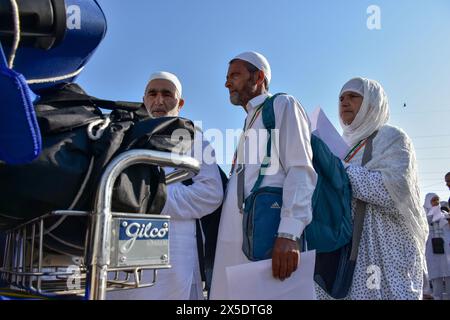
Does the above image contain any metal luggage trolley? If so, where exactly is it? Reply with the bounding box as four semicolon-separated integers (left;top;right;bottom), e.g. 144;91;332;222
0;149;200;300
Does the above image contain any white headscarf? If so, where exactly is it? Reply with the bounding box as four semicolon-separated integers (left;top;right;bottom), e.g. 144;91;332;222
339;77;390;147
423;192;438;215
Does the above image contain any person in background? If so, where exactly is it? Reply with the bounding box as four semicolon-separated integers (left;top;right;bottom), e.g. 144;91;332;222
445;172;450;204
423;193;438;299
441;201;449;213
424;193;450;300
445;172;450;191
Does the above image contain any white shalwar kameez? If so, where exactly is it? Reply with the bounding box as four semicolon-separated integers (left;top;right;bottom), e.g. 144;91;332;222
210;93;317;300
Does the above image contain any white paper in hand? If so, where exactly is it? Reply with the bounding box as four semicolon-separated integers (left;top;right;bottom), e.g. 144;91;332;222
310;107;349;159
225;250;316;300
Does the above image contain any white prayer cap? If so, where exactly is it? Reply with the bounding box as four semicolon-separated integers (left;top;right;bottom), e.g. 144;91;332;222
148;71;182;96
340;78;364;97
232;51;271;84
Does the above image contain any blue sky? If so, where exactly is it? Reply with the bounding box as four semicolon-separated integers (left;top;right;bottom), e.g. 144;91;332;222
78;0;450;202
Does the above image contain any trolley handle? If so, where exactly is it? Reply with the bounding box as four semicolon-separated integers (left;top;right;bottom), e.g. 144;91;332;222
88;149;200;300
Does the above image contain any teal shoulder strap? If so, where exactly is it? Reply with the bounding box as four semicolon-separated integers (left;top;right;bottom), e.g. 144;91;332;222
250;93;286;193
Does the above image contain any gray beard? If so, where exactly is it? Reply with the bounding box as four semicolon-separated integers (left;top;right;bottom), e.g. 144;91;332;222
229;93;243;106
151;105;180;117
165;108;180;117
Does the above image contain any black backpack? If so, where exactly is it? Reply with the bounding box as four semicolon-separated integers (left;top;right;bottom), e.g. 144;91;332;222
0;83;195;256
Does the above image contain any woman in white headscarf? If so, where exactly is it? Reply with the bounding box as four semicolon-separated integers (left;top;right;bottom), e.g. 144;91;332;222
316;77;429;300
423;193;450;300
424;193;440;215
423;193;438;298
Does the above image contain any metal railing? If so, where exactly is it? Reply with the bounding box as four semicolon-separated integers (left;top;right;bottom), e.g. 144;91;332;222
0;149;200;299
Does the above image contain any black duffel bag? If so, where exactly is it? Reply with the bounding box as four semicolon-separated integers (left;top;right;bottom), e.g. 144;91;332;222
0;83;194;255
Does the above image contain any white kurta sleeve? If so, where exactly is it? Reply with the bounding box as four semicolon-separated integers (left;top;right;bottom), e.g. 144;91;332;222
160;138;223;220
346;165;396;208
274;95;317;239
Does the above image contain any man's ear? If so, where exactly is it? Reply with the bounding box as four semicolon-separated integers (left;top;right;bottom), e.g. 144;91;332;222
178;98;185;110
256;70;265;86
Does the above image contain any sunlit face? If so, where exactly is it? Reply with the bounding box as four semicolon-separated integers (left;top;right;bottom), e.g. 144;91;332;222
431;196;440;207
339;91;364;125
143;79;184;117
225;60;260;107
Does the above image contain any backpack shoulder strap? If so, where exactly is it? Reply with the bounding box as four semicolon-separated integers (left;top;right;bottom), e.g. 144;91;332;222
261;93;286;130
349;130;379;261
250;93;286;192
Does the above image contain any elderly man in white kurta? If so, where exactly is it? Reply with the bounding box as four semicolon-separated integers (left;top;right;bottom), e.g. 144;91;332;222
209;52;317;299
108;71;223;300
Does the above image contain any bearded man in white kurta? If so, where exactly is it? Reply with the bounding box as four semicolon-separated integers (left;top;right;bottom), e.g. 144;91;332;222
209;52;317;299
108;71;223;300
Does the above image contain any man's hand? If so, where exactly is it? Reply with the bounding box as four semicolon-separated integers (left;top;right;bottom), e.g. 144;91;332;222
272;237;300;281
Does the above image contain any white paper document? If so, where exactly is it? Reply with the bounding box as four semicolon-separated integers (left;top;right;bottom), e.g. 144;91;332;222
225;250;316;300
310;107;349;159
